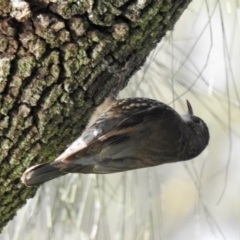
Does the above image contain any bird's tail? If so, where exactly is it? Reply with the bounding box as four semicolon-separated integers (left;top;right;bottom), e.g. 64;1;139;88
21;162;68;186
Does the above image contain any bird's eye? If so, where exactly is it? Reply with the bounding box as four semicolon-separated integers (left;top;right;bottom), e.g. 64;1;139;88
194;118;201;124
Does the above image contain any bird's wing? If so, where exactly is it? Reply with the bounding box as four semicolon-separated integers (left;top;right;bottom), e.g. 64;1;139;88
60;104;171;170
55;98;166;162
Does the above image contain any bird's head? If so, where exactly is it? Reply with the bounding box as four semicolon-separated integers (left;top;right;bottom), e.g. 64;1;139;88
181;100;210;159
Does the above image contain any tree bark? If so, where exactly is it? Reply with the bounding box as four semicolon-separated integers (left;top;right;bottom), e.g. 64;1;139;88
0;0;191;232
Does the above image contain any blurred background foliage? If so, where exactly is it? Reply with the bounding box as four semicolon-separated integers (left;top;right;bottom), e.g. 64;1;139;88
2;0;240;239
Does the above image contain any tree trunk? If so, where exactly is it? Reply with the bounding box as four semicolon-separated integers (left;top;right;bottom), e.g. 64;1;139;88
0;0;191;232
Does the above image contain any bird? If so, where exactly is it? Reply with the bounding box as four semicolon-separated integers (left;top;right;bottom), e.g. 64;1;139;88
21;97;210;186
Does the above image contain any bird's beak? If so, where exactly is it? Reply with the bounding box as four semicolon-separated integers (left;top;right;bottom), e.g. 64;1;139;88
186;100;193;116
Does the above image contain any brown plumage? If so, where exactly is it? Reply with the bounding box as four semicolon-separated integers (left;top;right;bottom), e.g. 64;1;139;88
21;98;210;186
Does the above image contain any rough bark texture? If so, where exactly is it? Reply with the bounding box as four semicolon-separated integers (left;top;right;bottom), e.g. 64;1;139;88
0;0;191;232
